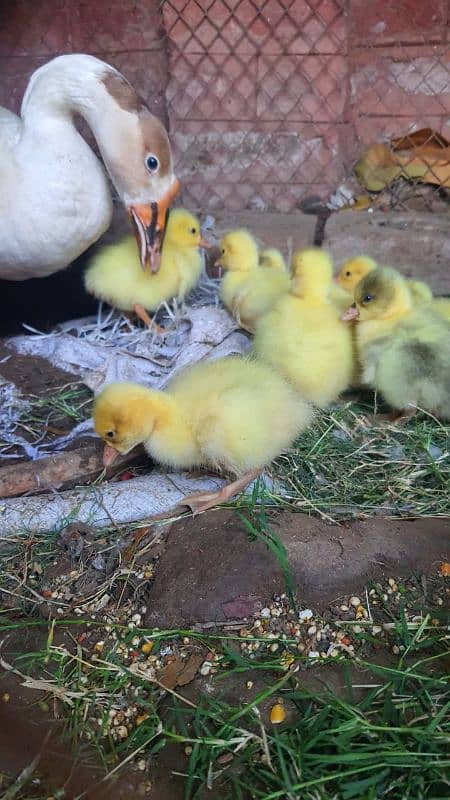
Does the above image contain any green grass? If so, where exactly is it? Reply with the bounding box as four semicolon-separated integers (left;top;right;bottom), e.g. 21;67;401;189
271;397;450;520
0;381;93;459
19;382;93;433
0;481;448;798
2;604;448;800
164;606;450;800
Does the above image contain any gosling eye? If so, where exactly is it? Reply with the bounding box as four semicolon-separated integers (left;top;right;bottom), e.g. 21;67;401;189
221;248;226;255
362;294;373;304
190;227;197;234
145;154;159;173
345;271;351;277
106;430;115;439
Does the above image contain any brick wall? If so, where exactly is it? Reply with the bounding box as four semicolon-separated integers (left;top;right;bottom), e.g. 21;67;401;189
163;0;450;211
0;0;169;123
1;1;449;213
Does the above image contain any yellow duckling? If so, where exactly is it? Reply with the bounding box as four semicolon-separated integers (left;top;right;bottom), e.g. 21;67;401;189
84;209;207;328
253;248;354;408
219;230;290;332
337;255;450;321
259;247;287;272
342;267;450;420
432;297;450;323
93;356;314;514
336;256;377;296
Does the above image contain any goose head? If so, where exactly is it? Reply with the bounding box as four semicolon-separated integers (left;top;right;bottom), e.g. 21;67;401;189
98;71;180;273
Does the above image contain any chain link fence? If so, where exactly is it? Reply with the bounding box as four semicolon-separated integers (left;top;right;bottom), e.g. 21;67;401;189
162;0;450;212
0;1;449;213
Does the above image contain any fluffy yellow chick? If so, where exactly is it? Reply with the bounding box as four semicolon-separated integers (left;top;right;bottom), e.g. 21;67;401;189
342;267;450;419
94;356;313;514
259;248;287;272
253;248;354;408
337;255;450;321
432;297;450;323
219;230;290;332
337;256;378;295
85;209;206;328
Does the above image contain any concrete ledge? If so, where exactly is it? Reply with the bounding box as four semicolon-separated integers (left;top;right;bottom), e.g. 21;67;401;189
212;211;317;252
325;211;450;295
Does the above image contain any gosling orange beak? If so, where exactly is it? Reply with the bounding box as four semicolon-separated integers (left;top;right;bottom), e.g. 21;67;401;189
103;444;119;468
129;178;181;274
341;303;359;321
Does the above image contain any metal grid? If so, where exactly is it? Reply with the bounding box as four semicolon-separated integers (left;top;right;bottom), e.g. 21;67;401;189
0;1;448;213
162;0;450;211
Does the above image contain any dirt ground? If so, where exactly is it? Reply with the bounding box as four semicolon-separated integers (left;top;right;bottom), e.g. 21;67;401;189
1;507;448;799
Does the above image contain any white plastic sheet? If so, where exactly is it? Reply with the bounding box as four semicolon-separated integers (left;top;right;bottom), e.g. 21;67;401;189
0;471;227;534
10;306;250;393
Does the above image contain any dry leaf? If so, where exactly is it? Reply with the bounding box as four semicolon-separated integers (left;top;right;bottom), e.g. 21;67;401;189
391;128;449;151
158;653;203;690
176;654;204;687
121;525;153;564
438;562;450;577
355;130;450;192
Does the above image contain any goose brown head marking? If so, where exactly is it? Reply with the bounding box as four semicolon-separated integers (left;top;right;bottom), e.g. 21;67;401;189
101;70;180;272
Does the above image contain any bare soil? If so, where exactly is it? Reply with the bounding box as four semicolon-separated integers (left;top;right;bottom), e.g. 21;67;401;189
145;510;449;628
0;343;77;396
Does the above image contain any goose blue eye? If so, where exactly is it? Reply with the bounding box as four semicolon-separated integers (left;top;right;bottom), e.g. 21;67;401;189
146;155;159;173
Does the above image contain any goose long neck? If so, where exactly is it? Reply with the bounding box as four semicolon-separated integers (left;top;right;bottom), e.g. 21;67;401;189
20;54;138;143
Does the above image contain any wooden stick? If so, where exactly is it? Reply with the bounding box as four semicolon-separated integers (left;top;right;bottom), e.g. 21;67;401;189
0;441;146;499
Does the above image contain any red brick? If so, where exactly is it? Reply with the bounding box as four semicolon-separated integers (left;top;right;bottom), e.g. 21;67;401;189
257;54;347;121
0;0;69;57
249;0;346;54
349;0;447;46
257;182;335;211
167;52;258;121
180;181;256;212
180;179;335;212
163;0;346;55
164;0;262;54
170;120;344;208
350;49;450;117
71;0;164;53
0;56;47;114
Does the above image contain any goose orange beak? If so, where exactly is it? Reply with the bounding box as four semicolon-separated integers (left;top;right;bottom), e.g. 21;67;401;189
341;303;359;321
129;178;181;273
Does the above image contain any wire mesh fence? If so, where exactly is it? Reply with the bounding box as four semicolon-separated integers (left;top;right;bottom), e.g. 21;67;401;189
0;0;449;213
162;0;450;212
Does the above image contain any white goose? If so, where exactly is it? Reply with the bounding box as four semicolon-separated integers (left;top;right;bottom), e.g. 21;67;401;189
0;54;180;281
